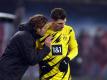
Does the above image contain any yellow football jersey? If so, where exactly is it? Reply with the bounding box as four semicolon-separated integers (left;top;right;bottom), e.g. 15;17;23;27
36;23;78;80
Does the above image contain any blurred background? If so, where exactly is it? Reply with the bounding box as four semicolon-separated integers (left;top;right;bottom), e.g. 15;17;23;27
0;0;107;80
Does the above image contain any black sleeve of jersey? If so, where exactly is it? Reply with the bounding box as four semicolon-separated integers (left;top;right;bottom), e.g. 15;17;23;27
18;31;50;65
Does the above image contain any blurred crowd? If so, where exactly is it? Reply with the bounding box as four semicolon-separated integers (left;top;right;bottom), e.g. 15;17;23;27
0;24;4;56
71;27;107;80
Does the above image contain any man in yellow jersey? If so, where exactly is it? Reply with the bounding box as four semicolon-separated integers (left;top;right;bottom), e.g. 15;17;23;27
36;8;78;80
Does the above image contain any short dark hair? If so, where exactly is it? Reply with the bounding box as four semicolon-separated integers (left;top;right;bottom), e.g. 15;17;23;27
51;8;66;20
29;14;48;28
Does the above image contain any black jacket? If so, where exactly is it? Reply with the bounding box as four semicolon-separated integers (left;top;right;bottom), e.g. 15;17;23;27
0;23;50;80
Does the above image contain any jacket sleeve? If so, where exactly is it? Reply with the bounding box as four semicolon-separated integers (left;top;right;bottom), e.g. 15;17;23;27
67;27;78;60
19;31;50;65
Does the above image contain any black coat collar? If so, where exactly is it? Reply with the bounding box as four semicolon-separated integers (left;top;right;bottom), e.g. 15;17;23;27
19;23;42;40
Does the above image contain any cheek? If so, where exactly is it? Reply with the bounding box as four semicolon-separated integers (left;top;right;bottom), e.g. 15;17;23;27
58;25;63;29
40;29;45;35
36;29;40;33
42;29;46;34
56;24;61;28
58;24;64;27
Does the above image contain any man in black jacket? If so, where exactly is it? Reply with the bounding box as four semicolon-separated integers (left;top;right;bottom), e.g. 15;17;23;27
0;14;51;80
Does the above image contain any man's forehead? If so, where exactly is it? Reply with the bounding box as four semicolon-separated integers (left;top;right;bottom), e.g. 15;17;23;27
55;19;66;23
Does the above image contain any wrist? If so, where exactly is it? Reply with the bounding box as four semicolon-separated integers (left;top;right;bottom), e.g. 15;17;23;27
65;57;70;62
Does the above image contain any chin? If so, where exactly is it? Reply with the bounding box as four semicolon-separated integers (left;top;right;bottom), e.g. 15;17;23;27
59;28;63;30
